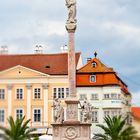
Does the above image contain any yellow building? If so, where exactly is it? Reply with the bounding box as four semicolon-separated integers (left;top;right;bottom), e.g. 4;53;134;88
0;53;82;134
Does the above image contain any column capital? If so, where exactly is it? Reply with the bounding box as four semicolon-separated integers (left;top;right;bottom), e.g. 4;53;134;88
7;84;13;90
42;83;49;89
26;83;32;89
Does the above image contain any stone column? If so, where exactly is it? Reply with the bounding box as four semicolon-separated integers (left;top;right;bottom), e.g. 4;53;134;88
7;84;13;117
42;83;49;126
26;83;32;125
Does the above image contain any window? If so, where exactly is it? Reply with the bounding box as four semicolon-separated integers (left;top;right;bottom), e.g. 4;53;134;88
53;88;69;99
58;88;64;98
91;94;98;100
92;62;96;68
79;94;87;100
104;109;121;118
0;89;5;99
104;94;110;99
34;88;41;99
33;109;41;122
0;110;5;122
104;110;110;118
92;111;98;123
16;109;23;119
66;88;69;97
16;88;23;99
53;88;57;99
111;94;117;99
90;75;96;82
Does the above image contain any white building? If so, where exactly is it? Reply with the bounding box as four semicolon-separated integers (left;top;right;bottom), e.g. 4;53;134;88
76;54;131;134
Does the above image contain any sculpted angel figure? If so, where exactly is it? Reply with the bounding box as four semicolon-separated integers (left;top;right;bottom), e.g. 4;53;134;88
65;0;77;24
53;98;64;123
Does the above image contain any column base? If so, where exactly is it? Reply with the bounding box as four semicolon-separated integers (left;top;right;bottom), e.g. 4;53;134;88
52;123;92;140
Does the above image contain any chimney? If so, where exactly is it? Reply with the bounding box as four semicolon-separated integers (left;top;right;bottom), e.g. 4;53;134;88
34;45;43;54
0;46;8;55
60;45;68;53
87;57;92;63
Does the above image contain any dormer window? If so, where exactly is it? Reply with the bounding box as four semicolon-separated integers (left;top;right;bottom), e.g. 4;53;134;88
92;62;96;68
90;75;96;83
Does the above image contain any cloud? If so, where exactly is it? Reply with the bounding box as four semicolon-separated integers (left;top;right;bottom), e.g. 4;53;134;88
132;91;140;106
0;0;140;102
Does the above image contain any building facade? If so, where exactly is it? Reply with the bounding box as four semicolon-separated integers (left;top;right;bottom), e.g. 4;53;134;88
0;52;132;135
76;55;131;134
0;53;82;134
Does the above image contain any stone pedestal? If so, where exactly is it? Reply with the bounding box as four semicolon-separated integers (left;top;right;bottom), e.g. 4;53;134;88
52;99;92;140
52;123;91;140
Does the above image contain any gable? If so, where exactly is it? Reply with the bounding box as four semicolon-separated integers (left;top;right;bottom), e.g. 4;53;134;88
77;58;114;73
0;65;49;78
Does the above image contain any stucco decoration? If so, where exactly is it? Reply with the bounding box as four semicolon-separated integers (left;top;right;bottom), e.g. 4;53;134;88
65;127;78;139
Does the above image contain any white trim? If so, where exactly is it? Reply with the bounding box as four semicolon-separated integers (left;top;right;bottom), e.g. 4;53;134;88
32;108;42;123
27;88;31;122
43;88;48;126
8;88;12;116
15;88;24;100
33;87;42;100
0;65;50;77
90;75;96;83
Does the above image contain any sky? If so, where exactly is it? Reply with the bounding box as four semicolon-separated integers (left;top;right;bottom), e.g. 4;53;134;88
0;0;140;105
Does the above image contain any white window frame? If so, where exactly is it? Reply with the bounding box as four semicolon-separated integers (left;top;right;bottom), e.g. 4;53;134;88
92;110;98;123
91;94;98;100
52;87;69;99
90;75;96;83
79;94;87;100
16;108;24;119
0;89;5;100
0;109;5;123
16;88;24;100
33;108;42;123
33;88;42;99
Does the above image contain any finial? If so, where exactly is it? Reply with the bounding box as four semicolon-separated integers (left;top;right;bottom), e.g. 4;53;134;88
94;51;97;58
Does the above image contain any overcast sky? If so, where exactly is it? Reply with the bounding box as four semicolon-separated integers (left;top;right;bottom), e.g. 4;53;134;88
0;0;140;105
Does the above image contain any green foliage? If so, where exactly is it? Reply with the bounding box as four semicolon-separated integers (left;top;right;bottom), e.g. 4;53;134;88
94;115;140;140
0;116;38;140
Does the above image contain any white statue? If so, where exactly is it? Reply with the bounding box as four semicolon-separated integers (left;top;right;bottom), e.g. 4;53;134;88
65;0;76;24
80;98;92;123
53;98;64;123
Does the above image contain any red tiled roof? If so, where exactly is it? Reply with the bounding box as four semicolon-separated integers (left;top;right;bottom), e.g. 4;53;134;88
0;53;81;75
77;57;114;73
131;107;140;119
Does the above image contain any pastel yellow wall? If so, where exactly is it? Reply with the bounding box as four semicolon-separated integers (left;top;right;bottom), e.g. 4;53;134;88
132;118;140;137
0;66;68;130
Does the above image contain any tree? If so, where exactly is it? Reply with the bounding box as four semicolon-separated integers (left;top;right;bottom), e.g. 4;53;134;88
0;116;38;140
94;115;140;140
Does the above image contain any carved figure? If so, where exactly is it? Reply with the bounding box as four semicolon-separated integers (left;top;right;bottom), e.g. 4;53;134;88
53;98;64;123
65;0;76;24
80;98;92;123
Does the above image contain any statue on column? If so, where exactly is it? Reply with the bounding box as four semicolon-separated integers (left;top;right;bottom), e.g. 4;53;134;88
65;0;77;24
80;98;92;123
53;98;64;123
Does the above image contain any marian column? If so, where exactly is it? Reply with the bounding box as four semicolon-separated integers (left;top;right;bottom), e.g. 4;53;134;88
64;0;79;123
52;1;91;139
